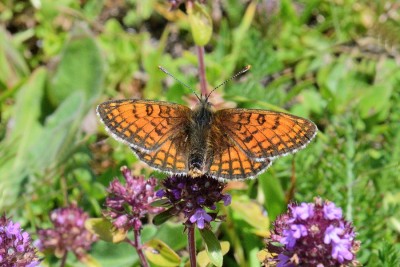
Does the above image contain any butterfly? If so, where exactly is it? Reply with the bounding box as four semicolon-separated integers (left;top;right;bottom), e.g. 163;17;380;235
96;93;317;181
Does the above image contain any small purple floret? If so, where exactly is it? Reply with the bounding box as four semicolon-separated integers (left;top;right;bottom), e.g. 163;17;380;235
291;203;314;220
332;237;354;263
222;194;232;206
276;253;295;267
189;209;212;229
324;225;344;244
197;197;206;205
281;224;307;248
323;202;343;220
156;189;166;198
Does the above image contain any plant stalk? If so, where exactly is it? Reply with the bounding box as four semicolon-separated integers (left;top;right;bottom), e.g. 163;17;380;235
196;45;208;96
127;229;149;267
60;251;67;267
286;157;297;203
188;225;197;267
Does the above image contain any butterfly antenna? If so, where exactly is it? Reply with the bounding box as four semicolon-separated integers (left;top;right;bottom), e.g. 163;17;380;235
206;65;251;99
158;66;201;101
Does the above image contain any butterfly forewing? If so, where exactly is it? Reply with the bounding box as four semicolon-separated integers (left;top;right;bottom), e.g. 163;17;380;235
97;99;191;152
214;109;317;161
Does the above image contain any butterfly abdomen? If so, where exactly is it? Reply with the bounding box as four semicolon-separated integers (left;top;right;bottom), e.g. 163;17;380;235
187;102;215;177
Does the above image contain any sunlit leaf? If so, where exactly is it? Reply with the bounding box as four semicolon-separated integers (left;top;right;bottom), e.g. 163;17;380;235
199;228;222;267
197;241;230;267
230;196;269;237
144;239;181;267
187;2;212;46
80;254;102;267
85;218;127;243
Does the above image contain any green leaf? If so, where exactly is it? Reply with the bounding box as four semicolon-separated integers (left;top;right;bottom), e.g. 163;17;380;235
187;2;212;46
294;58;311;80
85;218;127;243
0;68;46;209
230;196;269;237
48;22;104;106
83;0;105;19
144;239;181;267
30;91;85;170
153;208;176;225
141;26;170;99
90;239;139;266
154;222;187;251
151;198;171;207
222;1;257;75
358;84;392;119
199;228;223;267
0;27;29;90
258;173;285;221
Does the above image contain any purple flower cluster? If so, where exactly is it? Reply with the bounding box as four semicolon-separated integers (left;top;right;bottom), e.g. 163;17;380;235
264;198;360;266
103;166;163;231
36;204;97;260
156;175;231;229
0;215;40;267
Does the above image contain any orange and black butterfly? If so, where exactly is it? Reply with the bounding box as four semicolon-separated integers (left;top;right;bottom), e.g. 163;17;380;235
97;68;317;181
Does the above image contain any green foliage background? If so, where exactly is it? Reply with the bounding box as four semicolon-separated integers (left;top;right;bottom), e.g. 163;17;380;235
0;0;399;266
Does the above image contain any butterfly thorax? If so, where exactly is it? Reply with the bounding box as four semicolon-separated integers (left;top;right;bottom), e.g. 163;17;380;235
188;100;214;177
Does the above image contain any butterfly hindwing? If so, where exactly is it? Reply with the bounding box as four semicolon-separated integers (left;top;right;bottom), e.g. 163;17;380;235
131;137;189;174
206;124;273;180
97;99;191;152
208;148;273;180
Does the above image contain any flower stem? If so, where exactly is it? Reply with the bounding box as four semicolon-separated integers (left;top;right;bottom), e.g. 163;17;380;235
286;157;297;203
60;251;67;267
187;225;197;267
196;45;208;96
127;229;150;267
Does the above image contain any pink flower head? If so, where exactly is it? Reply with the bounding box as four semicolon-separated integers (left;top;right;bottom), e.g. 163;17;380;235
103;166;163;231
36;204;97;260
